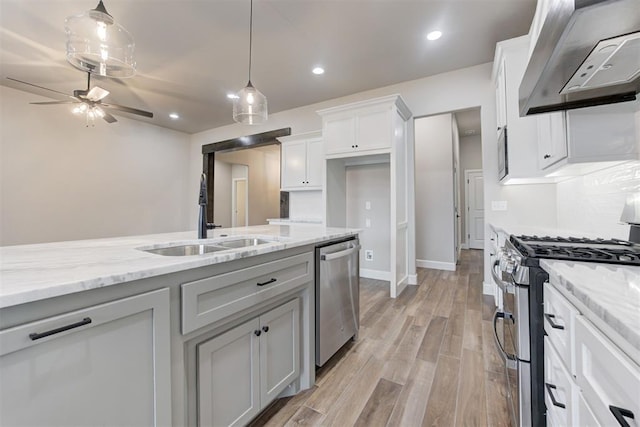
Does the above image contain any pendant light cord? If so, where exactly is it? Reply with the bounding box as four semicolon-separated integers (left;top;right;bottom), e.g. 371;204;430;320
248;0;253;83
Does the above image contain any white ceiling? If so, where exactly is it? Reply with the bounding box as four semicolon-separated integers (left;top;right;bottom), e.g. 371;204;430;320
0;0;536;134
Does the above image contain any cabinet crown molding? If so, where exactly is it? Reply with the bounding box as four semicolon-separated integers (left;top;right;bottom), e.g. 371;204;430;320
316;94;412;120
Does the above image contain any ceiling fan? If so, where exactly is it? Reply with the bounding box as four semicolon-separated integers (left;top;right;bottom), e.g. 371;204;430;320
6;72;153;125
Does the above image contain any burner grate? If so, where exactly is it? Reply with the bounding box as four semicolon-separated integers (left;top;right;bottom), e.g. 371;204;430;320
510;235;640;266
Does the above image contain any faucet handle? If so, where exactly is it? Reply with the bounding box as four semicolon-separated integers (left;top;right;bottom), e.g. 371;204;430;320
207;223;222;230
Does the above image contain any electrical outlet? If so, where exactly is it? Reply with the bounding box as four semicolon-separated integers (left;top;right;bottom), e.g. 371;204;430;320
365;201;371;210
365;250;373;261
365;218;371;228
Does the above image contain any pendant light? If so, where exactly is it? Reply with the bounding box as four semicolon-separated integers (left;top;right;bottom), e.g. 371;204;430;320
233;0;268;125
65;0;136;78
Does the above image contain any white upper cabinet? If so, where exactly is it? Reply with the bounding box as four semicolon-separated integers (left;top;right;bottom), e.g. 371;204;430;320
541;101;639;176
319;97;408;158
493;35;555;183
279;131;323;191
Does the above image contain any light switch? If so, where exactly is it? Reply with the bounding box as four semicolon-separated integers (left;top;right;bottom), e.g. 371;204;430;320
365;218;371;228
491;201;508;211
365;201;371;210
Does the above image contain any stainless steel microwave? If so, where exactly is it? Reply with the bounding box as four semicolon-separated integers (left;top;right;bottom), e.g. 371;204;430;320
497;126;508;180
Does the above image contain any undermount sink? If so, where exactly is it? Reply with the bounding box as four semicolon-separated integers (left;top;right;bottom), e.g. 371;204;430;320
215;238;276;249
142;244;227;257
140;236;281;256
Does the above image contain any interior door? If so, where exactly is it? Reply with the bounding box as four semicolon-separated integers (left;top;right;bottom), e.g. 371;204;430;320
233;179;247;227
466;170;484;249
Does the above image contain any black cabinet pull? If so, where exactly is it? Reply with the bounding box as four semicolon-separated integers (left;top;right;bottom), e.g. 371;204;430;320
29;317;92;341
545;383;566;409
254;330;261;337
544;154;552;159
257;278;277;287
262;326;269;333
610;405;634;427
544;313;565;330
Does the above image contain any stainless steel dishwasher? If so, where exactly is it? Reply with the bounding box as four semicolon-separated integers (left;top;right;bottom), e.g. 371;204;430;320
315;236;360;366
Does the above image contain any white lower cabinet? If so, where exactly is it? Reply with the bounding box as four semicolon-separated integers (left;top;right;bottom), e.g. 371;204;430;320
0;288;172;426
575;315;640;427
544;282;640;427
197;298;300;426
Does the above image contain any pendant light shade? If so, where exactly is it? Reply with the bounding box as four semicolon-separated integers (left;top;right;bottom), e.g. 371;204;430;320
233;0;268;125
233;81;268;124
65;0;136;78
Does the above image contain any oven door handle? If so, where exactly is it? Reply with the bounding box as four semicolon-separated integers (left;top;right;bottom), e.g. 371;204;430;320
492;308;517;365
491;261;511;293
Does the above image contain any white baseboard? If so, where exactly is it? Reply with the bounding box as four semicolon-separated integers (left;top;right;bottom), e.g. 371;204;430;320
360;268;391;281
461;243;469;250
408;274;418;285
416;259;456;271
393;276;408;298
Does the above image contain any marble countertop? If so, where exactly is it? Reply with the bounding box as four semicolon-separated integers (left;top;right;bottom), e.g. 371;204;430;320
541;259;640;360
0;225;359;309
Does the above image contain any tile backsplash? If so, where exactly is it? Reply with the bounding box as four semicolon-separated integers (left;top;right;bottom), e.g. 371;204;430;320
556;161;640;239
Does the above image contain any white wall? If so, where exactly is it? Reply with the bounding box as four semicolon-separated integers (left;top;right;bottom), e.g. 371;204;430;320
460;134;483;244
414;114;456;269
346;163;391;274
556;161;640;239
0;86;191;246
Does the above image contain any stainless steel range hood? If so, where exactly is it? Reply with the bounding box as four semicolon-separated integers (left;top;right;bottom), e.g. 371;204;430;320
520;0;640;116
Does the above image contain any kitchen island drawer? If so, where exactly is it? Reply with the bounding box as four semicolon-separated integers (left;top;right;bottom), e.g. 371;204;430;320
181;252;313;334
575;315;640;427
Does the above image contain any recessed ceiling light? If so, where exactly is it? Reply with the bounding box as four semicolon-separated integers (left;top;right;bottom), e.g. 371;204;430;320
427;30;442;41
227;93;239;100
169;113;179;119
312;67;325;75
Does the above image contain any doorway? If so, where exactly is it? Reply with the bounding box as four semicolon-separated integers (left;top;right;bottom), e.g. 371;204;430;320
465;170;484;249
232;178;248;227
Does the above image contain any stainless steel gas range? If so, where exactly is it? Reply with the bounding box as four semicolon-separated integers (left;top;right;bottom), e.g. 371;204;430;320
491;235;640;427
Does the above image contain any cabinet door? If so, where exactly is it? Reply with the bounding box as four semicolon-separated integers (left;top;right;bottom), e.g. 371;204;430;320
305;138;324;187
356;106;392;151
198;318;261;427
281;140;308;189
538;112;567;169
0;288;171;427
324;114;356;155
259;299;300;406
495;58;507;132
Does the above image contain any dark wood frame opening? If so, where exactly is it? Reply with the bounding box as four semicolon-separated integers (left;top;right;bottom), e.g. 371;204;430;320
201;127;291;224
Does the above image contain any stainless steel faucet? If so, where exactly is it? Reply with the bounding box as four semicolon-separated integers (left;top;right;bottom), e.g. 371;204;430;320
198;173;221;238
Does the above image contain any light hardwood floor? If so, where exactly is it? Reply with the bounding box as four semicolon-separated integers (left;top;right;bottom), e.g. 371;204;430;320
250;250;511;427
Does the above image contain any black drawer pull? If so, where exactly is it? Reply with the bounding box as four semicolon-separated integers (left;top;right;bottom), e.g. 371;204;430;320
544;313;565;330
29;317;92;341
262;326;269;333
545;383;566;409
254;330;261;337
610;405;634;427
257;278;277;287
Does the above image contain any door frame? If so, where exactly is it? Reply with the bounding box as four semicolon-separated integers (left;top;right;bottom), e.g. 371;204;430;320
231;178;248;227
464;169;484;250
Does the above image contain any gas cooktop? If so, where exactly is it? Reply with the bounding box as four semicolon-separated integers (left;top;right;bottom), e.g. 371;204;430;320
510;235;640;266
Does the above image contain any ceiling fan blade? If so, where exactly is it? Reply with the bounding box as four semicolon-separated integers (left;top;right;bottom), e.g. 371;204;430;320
86;86;110;102
101;110;118;123
6;77;75;100
30;101;78;105
102;103;154;118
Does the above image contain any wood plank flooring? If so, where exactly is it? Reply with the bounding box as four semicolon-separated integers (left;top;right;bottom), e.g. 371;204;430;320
249;250;510;427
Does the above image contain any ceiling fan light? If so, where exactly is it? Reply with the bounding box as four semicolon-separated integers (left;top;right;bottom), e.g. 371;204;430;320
233;82;268;125
65;1;136;78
